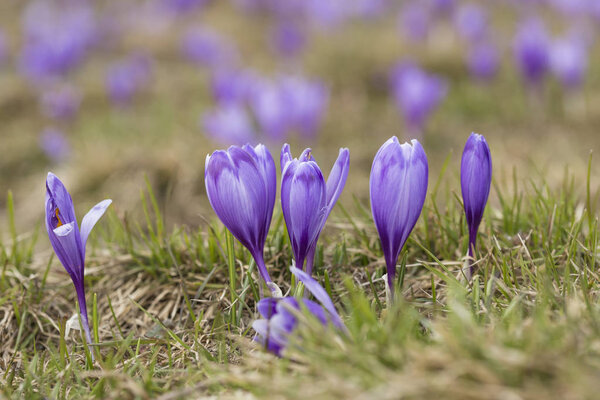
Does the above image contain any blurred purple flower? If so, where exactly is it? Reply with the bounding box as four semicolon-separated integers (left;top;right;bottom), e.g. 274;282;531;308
205;144;277;295
252;266;345;356
39;128;71;163
513;19;550;87
210;68;257;104
40;85;81;120
370;137;428;297
550;36;588;90
460;133;492;276
181;27;237;69
20;1;97;82
160;0;211;14
270;22;306;58
281;145;349;275
280;76;329;139
106;54;152;106
390;62;447;135
249;79;290;140
305;0;348;29
467;41;499;81
454;5;488;43
0;30;7;66
430;0;455;15
202;104;255;145
45;173;112;345
398;2;430;42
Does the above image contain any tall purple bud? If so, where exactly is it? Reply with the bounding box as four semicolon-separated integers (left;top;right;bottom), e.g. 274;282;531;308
460;133;492;276
280;145;349;275
370;137;428;298
45;173;112;346
205;144;277;295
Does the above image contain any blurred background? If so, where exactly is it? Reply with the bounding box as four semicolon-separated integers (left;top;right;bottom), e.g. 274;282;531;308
0;0;599;232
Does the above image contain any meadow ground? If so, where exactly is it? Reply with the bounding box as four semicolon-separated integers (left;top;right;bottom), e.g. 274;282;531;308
1;1;600;399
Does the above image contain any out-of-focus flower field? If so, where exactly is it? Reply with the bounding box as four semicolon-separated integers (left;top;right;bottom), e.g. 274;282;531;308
0;0;599;230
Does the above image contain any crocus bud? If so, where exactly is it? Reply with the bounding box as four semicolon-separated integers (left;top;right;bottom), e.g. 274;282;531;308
370;137;428;297
461;133;491;265
45;173;112;345
205;144;276;293
281;145;349;275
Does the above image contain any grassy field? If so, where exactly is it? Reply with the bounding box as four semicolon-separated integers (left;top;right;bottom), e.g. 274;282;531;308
1;1;600;399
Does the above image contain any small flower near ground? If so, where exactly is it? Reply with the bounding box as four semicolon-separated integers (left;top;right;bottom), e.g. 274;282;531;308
45;173;112;346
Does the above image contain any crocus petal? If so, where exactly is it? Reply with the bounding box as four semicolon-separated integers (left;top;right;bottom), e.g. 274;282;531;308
280;143;293;172
325;147;350;217
242;144;276;237
281;160;327;268
291;266;344;329
257;297;278;319
46;172;77;226
80;199;112;251
52;222;85;282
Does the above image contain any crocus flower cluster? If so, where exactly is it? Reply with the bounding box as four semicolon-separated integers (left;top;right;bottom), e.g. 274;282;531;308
253;266;345;356
45;173;112;345
205;143;349;295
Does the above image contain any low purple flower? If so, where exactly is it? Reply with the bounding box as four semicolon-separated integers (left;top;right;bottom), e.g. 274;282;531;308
180;27;237;69
40;84;81;121
0;30;8;66
454;4;488;43
398;2;430;42
513;19;550;87
280;145;349;275
202;104;255;145
550;36;588;90
461;133;491;275
205;144;277;295
45;173;112;345
252;266;345;356
467;41;499;81
370;137;428;297
106;54;152;106
39;128;71;163
390;62;447;136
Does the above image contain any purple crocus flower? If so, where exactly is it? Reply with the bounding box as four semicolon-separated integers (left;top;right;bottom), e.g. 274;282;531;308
202;104;255;145
370;137;428;297
205;144;278;295
180;27;237;69
249;79;289;140
461;133;491;276
467;41;499;81
252;266;345;356
40;84;81;120
45;173;112;345
39;128;71;162
280;76;329;139
390;62;447;136
270;22;306;58
454;4;488;43
280;145;349;275
513;19;550;87
106;54;152;106
398;2;430;42
210;68;256;105
550;36;588;90
20;1;97;82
